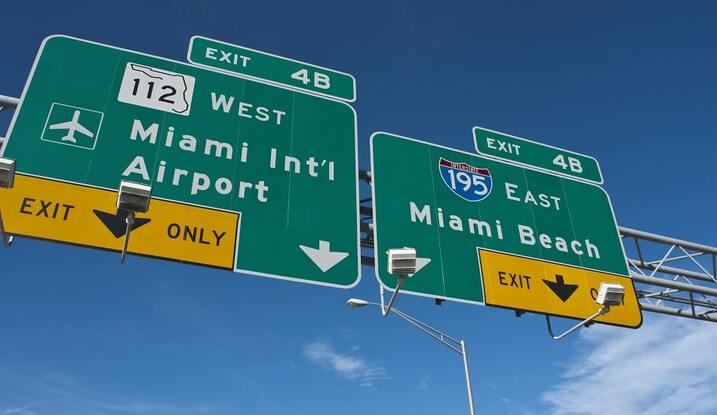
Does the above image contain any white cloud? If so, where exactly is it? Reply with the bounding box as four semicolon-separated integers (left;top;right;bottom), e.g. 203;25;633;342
416;373;432;391
542;315;717;415
303;341;389;388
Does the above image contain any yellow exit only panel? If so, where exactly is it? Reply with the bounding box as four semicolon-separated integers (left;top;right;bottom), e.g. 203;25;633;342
478;248;642;328
0;175;240;268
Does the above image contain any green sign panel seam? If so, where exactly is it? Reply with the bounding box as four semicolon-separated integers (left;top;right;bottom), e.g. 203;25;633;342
2;34;361;289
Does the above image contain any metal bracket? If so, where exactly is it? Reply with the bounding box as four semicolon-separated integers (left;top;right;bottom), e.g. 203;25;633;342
116;181;152;264
380;276;406;317
545;306;610;340
0;209;14;247
0;157;16;247
119;211;135;264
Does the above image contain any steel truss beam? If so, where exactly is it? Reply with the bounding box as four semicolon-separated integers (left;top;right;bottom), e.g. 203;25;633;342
621;227;717;322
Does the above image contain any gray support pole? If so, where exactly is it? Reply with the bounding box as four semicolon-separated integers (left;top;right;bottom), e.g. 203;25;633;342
461;340;476;415
631;272;717;297
640;303;717;322
628;259;715;283
620;226;717;255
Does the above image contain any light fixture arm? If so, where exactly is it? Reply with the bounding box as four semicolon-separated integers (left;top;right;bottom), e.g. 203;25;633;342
389;305;463;354
385;305;476;414
351;297;476;415
545;305;610;340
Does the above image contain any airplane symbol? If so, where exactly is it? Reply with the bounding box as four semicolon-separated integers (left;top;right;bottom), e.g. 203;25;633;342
48;110;94;143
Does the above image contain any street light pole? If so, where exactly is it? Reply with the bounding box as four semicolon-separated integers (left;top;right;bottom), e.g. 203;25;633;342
461;340;476;415
347;298;477;415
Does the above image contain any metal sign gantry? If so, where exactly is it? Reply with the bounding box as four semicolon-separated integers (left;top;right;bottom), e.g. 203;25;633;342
3;96;716;324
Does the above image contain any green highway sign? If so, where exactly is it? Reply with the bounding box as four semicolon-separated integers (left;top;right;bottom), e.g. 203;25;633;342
1;35;360;288
473;126;604;184
371;132;641;327
188;35;356;102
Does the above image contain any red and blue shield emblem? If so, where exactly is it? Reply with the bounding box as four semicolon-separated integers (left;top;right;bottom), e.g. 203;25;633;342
438;158;492;202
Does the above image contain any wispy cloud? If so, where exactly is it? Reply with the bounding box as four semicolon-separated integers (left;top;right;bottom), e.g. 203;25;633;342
303;341;389;388
541;315;717;415
1;400;59;415
76;400;217;415
416;373;431;391
0;369;219;415
2;405;37;415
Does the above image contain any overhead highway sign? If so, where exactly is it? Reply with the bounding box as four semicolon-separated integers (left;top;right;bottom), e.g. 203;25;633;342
371;132;640;327
0;35;360;288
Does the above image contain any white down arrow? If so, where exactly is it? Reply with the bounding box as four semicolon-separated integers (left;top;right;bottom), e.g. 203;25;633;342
299;240;349;272
411;257;431;275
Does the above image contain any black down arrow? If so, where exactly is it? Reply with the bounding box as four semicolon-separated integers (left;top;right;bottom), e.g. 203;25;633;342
542;274;579;303
94;209;151;238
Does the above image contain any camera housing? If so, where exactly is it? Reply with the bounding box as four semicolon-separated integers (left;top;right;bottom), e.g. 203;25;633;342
0;158;16;189
596;283;625;306
117;181;152;213
387;247;417;275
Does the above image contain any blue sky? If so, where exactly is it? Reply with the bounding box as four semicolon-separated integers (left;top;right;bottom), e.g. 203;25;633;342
1;1;717;414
